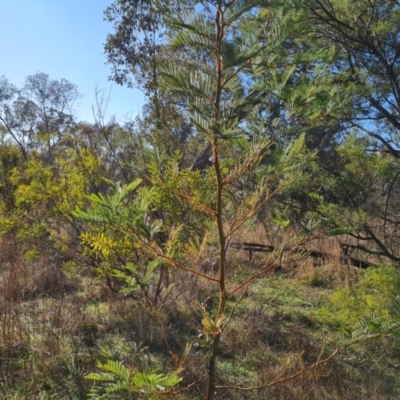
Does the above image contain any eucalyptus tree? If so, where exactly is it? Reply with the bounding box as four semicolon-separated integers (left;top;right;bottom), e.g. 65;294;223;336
104;0;195;125
310;0;400;153
104;0;214;165
0;76;28;159
299;0;400;261
104;0;183;93
0;73;79;161
23;72;79;136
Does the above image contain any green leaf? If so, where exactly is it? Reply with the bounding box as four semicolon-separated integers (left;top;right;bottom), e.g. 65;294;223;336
329;227;355;236
273;217;291;228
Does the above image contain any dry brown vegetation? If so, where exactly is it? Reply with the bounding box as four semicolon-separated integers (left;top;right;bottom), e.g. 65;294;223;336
1;225;399;399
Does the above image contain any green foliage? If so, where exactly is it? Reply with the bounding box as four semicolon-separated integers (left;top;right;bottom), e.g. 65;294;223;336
147;150;215;237
113;261;160;296
0;148;103;260
317;266;400;331
303;134;400;259
86;348;182;399
77;178;145;226
75;179;166;290
0;144;22;212
218;360;249;379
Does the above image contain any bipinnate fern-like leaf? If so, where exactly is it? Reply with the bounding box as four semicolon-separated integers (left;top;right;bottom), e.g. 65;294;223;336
74;178;144;223
86;348;182;399
386;295;400;335
132;370;183;392
351;313;384;340
169;10;215;49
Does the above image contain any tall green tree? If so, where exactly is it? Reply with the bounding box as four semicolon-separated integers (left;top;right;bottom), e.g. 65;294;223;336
0;73;79;161
84;1;337;398
310;0;400;153
103;0;218;166
297;0;400;260
104;0;181;93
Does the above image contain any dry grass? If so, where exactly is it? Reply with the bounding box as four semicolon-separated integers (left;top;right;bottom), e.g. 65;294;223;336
0;225;399;399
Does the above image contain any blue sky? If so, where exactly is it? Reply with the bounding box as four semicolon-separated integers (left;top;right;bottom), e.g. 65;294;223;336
0;0;144;124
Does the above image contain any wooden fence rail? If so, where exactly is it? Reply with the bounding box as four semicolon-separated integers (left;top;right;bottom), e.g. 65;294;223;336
229;242;375;269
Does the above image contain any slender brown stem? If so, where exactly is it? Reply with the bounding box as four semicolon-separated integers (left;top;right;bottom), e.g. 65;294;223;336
205;4;226;399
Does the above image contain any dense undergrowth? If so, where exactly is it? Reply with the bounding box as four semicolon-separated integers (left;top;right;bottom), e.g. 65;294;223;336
1;231;400;399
